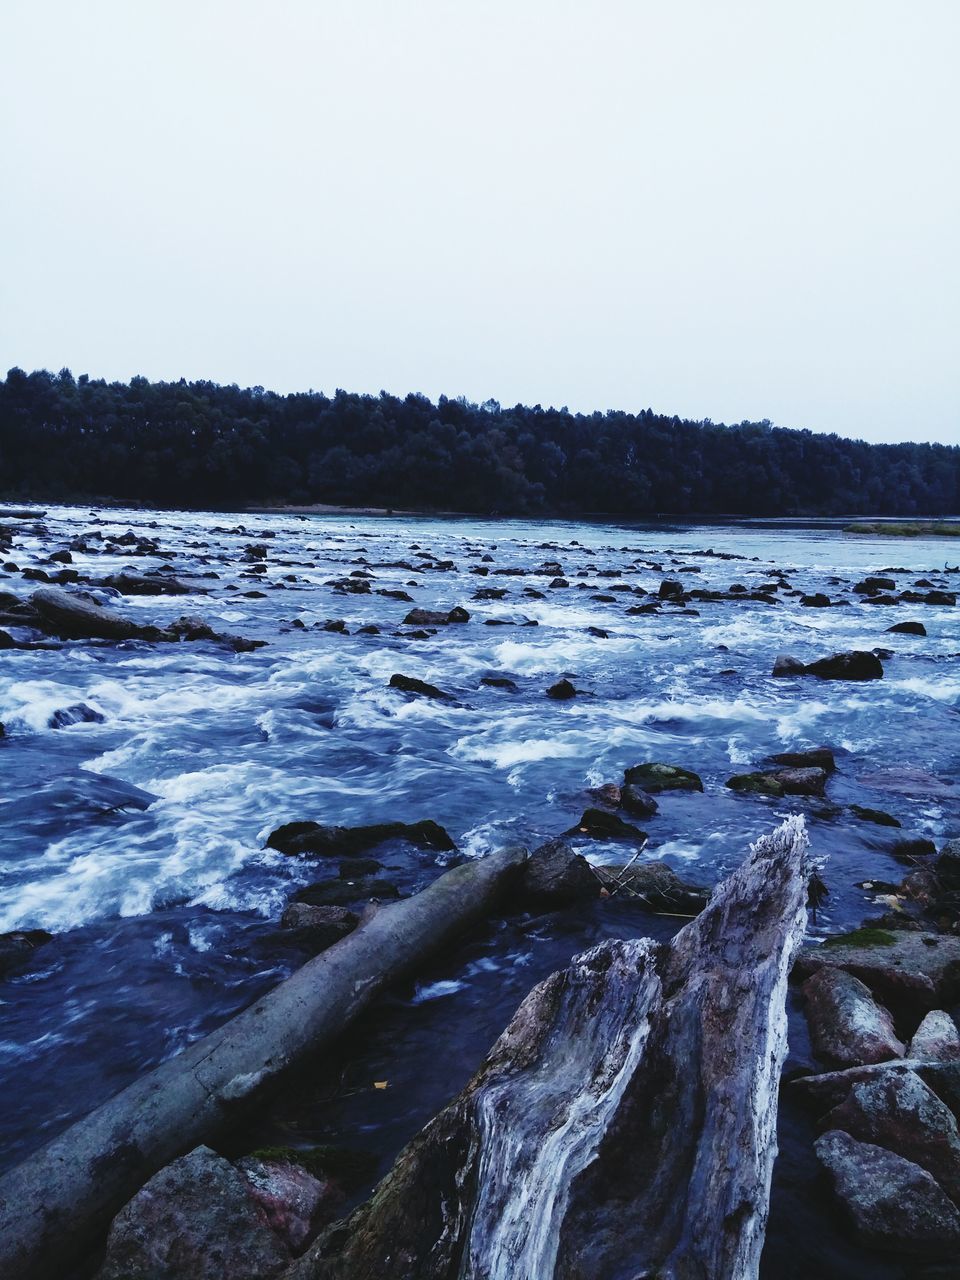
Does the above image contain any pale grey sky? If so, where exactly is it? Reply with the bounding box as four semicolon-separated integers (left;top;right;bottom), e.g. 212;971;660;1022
2;1;958;444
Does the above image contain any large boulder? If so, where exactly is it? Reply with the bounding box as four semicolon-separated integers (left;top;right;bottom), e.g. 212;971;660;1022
803;651;885;680
823;1068;960;1203
801;967;905;1068
518;841;600;909
235;1155;338;1253
619;784;659;818
795;930;960;1014
815;1129;960;1254
96;1146;292;1280
389;674;455;701
769;746;836;772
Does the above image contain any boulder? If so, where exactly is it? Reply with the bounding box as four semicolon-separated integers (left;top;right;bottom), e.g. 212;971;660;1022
772;654;806;676
32;586;159;641
800;593;834;607
619;784;659;818
658;578;684;600
850;805;901;827
518;841;600;909
564;808;647;842
769;746;836;772
479;675;517;690
235;1155;337;1253
593;860;708;913
815;1129;960;1255
95;1146;291;1280
402;607;469;626
101;572;196;596
388;673;454;701
854;576;896;594
47;703;105;729
888;621;927;636
909;1012;960;1063
279;904;359;950
0;929;53;978
546;678;577;700
935;839;960;890
795;930;960;1014
822;1068;960;1203
726;772;784;797
267;819;454;858
292;878;401;908
801;967;905;1068
590;782;621;807
623;762;703;793
803;651;884;680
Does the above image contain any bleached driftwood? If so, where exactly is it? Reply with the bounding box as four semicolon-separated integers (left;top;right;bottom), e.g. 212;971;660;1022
286;816;810;1280
0;846;527;1280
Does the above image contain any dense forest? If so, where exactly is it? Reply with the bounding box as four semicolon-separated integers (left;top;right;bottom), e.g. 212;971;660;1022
1;367;957;516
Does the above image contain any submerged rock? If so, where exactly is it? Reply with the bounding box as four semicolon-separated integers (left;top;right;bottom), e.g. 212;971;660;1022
619;784;659;818
804;651;885;680
769;747;836;772
815;1129;960;1255
47;702;105;729
850;805;901;827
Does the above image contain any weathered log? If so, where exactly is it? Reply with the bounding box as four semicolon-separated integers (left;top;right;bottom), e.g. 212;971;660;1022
0;846;527;1280
287;815;810;1280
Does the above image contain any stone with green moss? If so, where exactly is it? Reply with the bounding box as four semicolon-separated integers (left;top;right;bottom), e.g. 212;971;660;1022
623;763;703;794
725;772;785;797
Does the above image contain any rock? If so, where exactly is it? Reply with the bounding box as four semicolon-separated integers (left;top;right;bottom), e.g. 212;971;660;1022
102;572;196;596
823;1068;960;1203
935;839;960;890
292;878;401;908
401;607;469;626
795;930;960;1014
888;621;927;636
803;651;885;680
95;1146;291;1280
769;747;836;772
479;675;517;690
565;808;647;842
267;819;454;857
619;784;659;818
772;654;806;676
658;578;684;600
886;835;937;861
0;929;53;978
47;702;105;729
909;1012;960;1063
800;593;834;607
850;805;901;827
801;968;905;1068
854;576;897;594
235;1155;336;1252
774;767;828;795
592;860;708;913
726;772;785;797
279;904;359;949
32;586;160;641
388;673;454;701
337;857;384;878
546;678;577;700
518;841;600;908
589;782;621;806
815;1129;960;1255
622;762;703;793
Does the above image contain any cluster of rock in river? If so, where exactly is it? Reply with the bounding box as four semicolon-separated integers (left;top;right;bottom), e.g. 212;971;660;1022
1;508;960;1274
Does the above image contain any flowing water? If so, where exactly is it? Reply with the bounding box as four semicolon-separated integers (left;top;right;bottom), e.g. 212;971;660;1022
1;505;958;1278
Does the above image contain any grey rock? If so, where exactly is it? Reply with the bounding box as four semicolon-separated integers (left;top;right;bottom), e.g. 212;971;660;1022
802;967;905;1068
815;1129;960;1254
909;1012;960;1063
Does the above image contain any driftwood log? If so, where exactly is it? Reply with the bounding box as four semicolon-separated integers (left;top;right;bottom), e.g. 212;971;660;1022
0;846;527;1280
286;816;811;1280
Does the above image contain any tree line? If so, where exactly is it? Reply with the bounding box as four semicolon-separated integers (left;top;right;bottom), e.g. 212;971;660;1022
1;367;957;516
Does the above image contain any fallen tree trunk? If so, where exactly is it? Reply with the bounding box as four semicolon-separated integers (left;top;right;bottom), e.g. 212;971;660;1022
0;846;527;1280
286;816;811;1280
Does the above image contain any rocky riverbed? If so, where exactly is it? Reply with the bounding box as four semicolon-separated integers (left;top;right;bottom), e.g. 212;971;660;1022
0;504;958;1277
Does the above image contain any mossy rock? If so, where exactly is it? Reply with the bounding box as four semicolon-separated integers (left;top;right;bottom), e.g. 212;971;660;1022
726;772;785;797
623;763;703;794
822;927;897;948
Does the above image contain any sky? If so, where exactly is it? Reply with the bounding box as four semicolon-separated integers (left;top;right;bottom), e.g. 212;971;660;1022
2;1;958;445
